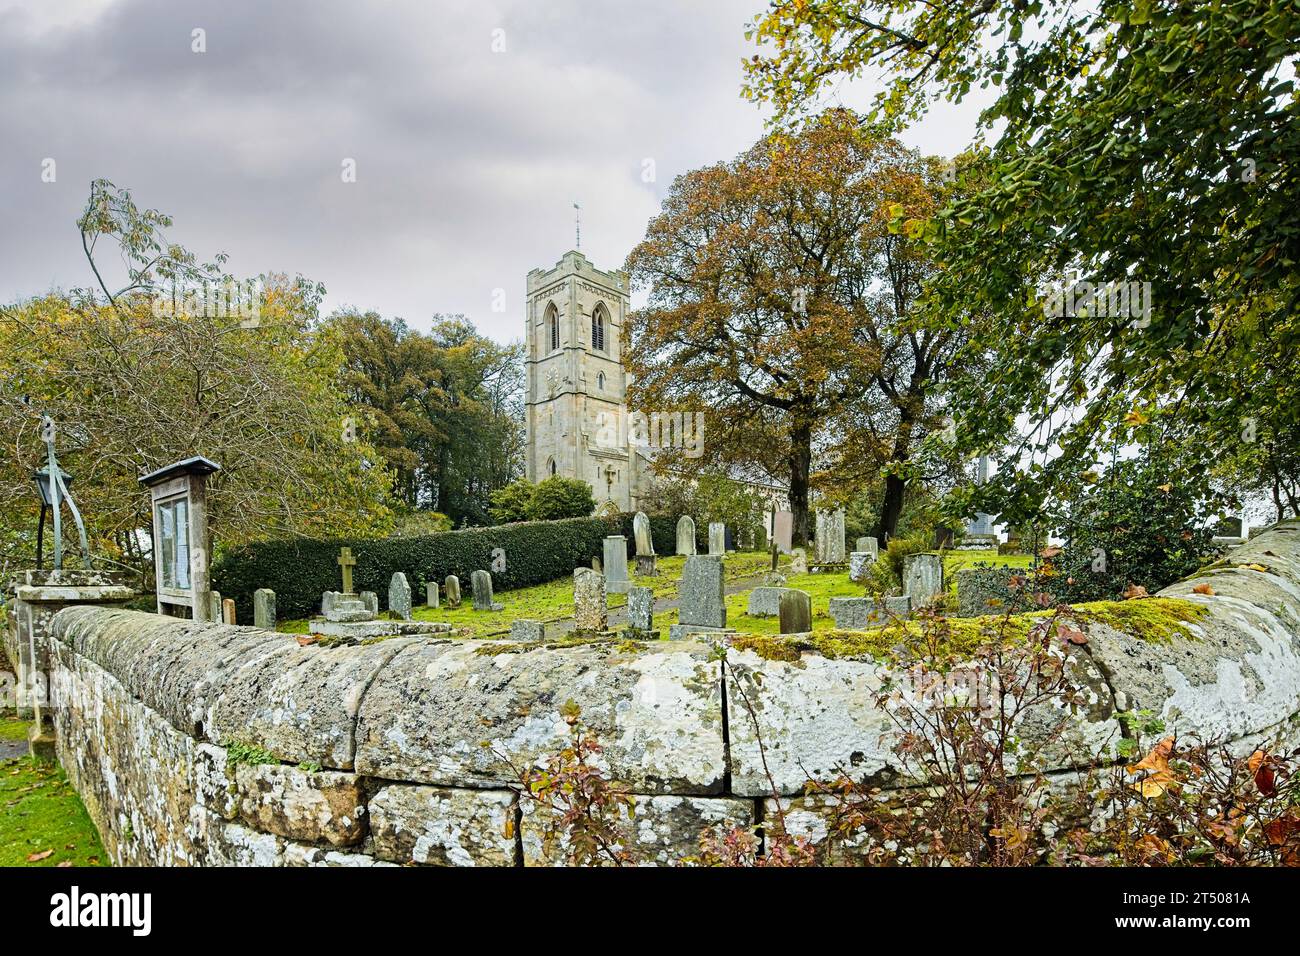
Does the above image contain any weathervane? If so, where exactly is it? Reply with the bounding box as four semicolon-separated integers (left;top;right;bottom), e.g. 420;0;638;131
33;415;92;570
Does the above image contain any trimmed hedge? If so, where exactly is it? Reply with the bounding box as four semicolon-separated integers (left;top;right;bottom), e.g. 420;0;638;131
212;511;710;622
214;515;622;622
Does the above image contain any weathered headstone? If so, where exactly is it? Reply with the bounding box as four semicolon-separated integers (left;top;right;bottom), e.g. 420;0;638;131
603;535;631;593
573;567;608;633
708;522;726;556
778;589;812;635
510;619;545;642
855;536;879;561
471;570;503;611
624;585;657;640
790;548;808;575
222;597;236;625
669;555;727;639
773;510;794;553
814;508;846;563
592;556;602;572
360;591;379;615
676;515;697;556
828;597;884;630
884;595;912;618
444;575;461;608
848;551;874;584
320;590;338;617
210;590;223;622
633;511;655;556
253;588;276;630
426;581;439;609
388;572;413;620
746;586;798;617
903;553;944;606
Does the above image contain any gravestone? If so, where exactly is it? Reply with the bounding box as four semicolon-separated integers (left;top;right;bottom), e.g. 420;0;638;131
790;548;807;575
426;582;439;609
814;509;846;563
592;556;602;572
855;536;879;561
222;598;236;625
388;572;413;621
573;568;608;633
669;555;727;639
320;590;339;617
747;586;798;617
253;588;276;630
510;619;545;642
471;570;503;611
884;595;912;618
848;552;874;584
778;589;812;635
708;522;726;556
828;597;884;630
624;585;657;640
903;554;944;606
603;535;631;593
360;591;378;615
444;575;461;608
210;590;223;622
773;510;794;553
633;511;655;556
676;515;697;556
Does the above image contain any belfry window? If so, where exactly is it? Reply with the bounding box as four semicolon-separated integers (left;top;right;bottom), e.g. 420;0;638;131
546;302;559;351
591;303;606;352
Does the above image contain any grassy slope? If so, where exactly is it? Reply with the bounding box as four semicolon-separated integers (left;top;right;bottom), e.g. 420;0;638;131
0;715;109;868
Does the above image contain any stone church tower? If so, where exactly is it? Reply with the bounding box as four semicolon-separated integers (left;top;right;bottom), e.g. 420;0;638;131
524;250;642;510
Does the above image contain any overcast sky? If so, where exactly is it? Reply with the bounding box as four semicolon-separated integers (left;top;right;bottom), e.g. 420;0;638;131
1;0;988;344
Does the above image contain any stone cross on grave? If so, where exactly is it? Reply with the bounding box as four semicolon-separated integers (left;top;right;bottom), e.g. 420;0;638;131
337;546;357;595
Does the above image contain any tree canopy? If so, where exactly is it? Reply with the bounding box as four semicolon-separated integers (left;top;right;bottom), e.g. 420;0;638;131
744;0;1300;525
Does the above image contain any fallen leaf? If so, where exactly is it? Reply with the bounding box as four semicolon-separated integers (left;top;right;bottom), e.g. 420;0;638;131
56;861;72;868
26;849;53;862
1192;583;1215;595
1247;563;1269;572
1122;584;1149;600
1057;623;1088;645
296;636;318;646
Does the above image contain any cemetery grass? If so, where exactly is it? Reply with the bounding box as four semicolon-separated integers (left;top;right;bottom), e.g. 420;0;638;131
0;716;109;868
277;551;780;638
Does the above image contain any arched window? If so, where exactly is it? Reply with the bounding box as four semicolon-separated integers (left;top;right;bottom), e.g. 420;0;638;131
548;458;557;477
596;372;606;391
591;302;607;352
546;302;559;351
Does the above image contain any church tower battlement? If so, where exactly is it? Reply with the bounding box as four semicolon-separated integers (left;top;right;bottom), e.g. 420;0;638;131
524;250;641;510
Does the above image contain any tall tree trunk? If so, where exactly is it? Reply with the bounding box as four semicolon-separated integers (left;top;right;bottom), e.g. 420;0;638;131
788;419;813;545
874;411;915;541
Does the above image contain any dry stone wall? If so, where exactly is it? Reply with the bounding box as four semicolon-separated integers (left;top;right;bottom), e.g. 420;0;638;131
45;521;1300;865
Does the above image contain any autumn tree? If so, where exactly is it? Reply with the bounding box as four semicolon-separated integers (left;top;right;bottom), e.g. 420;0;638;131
328;310;524;525
743;1;1300;526
0;180;395;571
625;110;967;541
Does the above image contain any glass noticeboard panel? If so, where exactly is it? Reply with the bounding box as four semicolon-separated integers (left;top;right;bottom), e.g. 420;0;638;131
157;497;191;591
